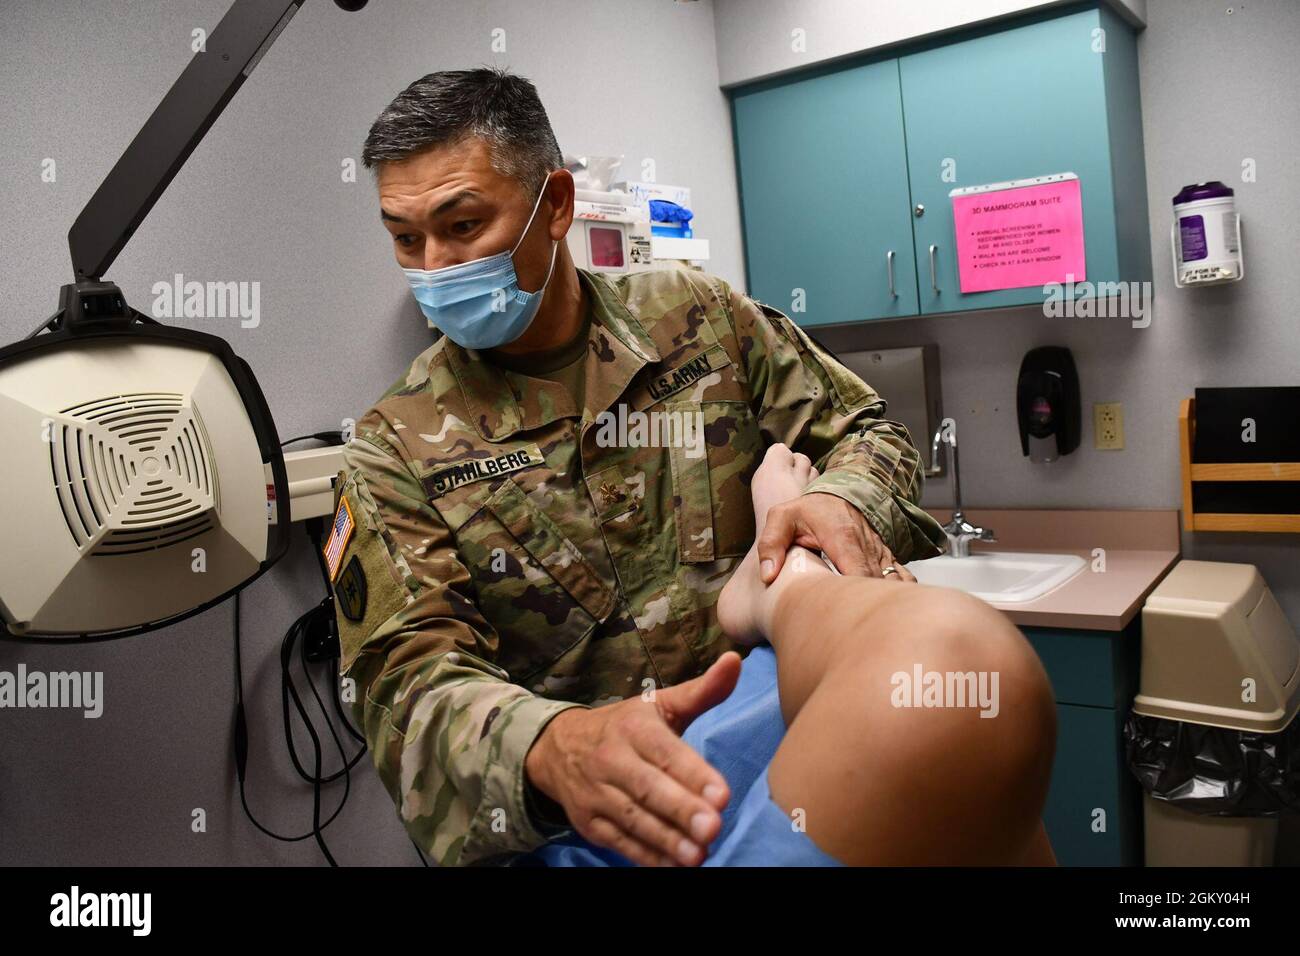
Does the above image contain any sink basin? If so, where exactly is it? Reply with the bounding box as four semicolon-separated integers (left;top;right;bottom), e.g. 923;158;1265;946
908;551;1086;604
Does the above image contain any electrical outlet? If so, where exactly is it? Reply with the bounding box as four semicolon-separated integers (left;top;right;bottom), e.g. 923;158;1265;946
1094;402;1124;450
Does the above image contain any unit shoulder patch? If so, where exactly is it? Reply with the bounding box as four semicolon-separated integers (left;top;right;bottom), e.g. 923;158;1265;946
336;554;368;622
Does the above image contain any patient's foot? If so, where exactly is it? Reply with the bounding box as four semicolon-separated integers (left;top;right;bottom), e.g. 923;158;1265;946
718;444;825;643
749;443;814;528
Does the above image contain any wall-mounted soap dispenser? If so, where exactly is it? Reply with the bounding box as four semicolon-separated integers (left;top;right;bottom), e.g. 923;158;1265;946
1017;346;1080;463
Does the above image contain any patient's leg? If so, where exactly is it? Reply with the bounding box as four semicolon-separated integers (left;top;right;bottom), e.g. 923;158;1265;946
717;445;1057;866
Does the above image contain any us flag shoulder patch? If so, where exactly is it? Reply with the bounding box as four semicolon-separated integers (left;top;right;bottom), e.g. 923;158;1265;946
324;495;355;583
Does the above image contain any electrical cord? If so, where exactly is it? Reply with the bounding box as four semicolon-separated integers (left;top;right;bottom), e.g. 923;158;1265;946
232;589;354;860
231;428;430;866
230;433;356;865
283;605;367;771
277;595;345;866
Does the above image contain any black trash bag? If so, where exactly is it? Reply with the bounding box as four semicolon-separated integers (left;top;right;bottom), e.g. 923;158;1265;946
1124;712;1300;817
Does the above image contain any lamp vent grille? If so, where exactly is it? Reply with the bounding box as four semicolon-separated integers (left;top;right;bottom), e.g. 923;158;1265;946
48;392;219;555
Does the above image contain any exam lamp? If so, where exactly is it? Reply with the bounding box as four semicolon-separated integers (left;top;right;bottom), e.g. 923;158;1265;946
0;0;369;640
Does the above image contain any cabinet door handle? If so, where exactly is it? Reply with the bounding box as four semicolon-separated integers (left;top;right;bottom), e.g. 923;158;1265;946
887;249;897;298
928;244;939;294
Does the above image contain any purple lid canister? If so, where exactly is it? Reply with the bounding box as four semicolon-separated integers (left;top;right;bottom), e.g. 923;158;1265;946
1173;181;1234;205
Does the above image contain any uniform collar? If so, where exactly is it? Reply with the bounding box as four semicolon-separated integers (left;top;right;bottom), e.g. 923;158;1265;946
444;268;661;442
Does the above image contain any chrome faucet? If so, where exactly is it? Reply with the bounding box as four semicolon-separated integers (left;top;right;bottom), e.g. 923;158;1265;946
931;419;996;558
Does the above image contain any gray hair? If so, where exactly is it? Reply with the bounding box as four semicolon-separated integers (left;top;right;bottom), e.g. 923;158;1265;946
362;67;563;197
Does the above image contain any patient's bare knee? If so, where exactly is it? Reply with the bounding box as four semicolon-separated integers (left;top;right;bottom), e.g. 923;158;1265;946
784;584;1056;862
864;585;1056;791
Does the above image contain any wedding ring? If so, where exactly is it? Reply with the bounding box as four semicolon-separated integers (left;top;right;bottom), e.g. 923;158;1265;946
881;566;899;577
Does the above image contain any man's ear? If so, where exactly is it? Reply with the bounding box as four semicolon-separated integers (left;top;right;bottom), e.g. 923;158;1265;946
545;168;576;240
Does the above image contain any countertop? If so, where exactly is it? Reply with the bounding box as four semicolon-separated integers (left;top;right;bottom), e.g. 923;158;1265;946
919;509;1181;632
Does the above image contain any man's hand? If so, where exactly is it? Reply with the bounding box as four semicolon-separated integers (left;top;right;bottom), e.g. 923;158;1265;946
756;481;917;584
524;652;742;866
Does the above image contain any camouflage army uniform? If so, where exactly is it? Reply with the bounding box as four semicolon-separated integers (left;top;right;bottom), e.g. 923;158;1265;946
327;266;945;866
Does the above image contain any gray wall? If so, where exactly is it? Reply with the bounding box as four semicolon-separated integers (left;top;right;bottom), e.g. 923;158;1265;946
0;0;1296;866
0;0;740;865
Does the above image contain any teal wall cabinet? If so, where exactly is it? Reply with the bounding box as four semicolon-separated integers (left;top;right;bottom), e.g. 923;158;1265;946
730;3;1153;326
732;59;919;325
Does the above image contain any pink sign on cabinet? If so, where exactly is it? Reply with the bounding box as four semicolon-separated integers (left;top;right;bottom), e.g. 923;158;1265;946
950;173;1086;294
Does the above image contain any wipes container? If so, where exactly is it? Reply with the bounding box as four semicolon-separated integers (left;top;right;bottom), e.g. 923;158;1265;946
1171;182;1243;287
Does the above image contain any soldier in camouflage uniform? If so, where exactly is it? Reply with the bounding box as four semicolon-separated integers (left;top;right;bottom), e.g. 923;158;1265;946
327;68;947;866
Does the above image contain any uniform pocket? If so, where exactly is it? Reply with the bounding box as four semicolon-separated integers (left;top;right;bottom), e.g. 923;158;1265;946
667;399;761;562
442;478;617;685
483;479;617;624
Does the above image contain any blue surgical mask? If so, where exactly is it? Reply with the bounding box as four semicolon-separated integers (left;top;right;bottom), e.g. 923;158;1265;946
402;181;559;350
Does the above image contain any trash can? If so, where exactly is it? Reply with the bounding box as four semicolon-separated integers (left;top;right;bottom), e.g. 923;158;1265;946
1125;560;1300;866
